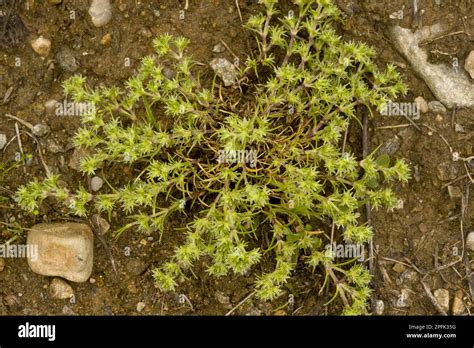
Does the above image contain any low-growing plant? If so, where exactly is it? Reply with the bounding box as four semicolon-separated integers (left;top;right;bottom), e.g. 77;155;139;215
16;0;410;314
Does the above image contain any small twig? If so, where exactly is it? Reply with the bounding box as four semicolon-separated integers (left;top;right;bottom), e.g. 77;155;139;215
5;113;34;129
425;258;462;275
235;0;243;24
380;257;421;273
441;174;470;189
402;257;424;274
451;104;457;129
402;112;421;131
379;262;393;285
22;130;51;176
225;291;256;316
420;31;467;47
420;280;448;316
463;162;473;184
13;122;25;173
184;0;189;11
411;0;421;29
377;124;410;129
326;266;349;307
461;183;469;222
79;215;118;278
219;39;239;61
459;131;474;141
437;214;461;224
179;294;194;311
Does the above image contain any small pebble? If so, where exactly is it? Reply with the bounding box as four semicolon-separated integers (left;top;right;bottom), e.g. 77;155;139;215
375;299;384;315
137;302;146;312
466;231;474;251
418;223;428;233
32;124;50;137
91;176;103;192
49;278;74;299
428;101;447;113
437;162;458;181
447;185;462;200
433;289;450;313
454;124;465;133
212;43;226;53
215;291;230;305
4;294;19;307
414;96;428;113
101;33;112;45
210;58;238;87
44;99;59;116
392;263;406;273
139;27;152;38
394;199;404;210
31;36;51;56
92;214;110;233
62;305;77;315
0;133;7;150
379;135;400;156
452;290;465;315
464;50;474;79
395;288;411;308
0;258;5;272
56;47;78;72
89;0;112;27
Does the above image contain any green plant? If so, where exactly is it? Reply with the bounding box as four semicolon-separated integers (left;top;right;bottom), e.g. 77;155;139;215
16;0;410;314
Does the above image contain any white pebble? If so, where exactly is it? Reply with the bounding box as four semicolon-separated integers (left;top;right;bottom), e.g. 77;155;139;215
89;0;112;27
136;302;146;312
0;133;7;150
91;176;104;192
467;232;474;251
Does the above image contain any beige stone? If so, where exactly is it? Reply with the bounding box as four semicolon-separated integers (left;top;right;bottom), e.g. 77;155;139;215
414;96;429;113
27;223;93;282
452;290;465;315
392;263;406;273
433;289;450;313
466;232;474;251
465;50;474;79
31;36;51;56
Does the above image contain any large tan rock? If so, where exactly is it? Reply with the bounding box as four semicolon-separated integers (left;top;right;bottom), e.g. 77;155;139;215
27;223;93;282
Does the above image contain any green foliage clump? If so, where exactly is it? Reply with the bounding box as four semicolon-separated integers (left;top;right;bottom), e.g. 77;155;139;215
16;0;410;314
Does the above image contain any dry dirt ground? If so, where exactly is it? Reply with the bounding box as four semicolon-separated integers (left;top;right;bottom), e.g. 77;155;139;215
0;0;473;315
